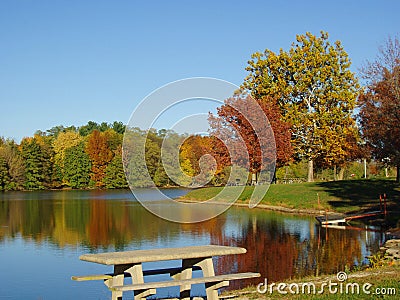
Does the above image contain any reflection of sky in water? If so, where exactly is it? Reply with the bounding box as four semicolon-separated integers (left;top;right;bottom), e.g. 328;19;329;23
283;218;312;242
221;209;247;240
359;229;385;265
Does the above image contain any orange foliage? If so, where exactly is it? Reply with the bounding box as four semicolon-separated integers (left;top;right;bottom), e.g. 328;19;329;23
85;130;114;187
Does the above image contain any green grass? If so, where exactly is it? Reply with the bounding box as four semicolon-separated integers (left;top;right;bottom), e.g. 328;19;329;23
230;264;400;299
184;179;400;214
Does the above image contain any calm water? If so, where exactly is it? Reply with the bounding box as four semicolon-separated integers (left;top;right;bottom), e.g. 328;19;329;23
0;189;385;299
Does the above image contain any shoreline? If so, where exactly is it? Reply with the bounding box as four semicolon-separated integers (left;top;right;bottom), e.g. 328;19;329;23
179;197;400;237
179;198;337;216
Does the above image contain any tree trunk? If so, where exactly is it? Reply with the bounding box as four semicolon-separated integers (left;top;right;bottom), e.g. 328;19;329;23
307;159;314;182
333;165;337;181
364;158;367;179
338;168;345;180
251;172;257;185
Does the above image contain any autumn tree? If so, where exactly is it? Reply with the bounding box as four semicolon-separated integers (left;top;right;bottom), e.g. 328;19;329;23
358;36;400;182
209;94;290;183
85;130;114;187
242;31;360;181
0;156;9;191
0;140;25;190
179;135;219;186
180;136;213;176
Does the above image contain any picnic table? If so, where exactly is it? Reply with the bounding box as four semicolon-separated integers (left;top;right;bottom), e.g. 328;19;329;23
72;245;260;300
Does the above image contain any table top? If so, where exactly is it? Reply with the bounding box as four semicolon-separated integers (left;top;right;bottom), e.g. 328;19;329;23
79;245;247;265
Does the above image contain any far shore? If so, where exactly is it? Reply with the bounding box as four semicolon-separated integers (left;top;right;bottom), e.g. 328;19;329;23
179;198;327;216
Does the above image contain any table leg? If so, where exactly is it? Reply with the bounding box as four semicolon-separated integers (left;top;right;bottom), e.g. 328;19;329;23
104;263;155;300
104;264;131;300
175;257;223;300
124;263;156;300
195;257;220;300
174;258;198;300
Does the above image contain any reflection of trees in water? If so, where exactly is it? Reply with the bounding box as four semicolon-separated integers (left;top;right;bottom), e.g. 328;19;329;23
0;192;379;286
212;216;299;290
211;213;367;291
295;226;364;278
0;194;55;242
0;193;188;249
0;192;229;250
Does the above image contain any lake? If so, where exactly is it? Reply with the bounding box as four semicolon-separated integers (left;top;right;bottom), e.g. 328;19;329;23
0;189;386;299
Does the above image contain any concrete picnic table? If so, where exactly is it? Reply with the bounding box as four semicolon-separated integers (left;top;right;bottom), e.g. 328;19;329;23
72;245;260;300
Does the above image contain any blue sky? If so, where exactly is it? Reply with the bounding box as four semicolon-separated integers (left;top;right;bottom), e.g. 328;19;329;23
0;0;399;142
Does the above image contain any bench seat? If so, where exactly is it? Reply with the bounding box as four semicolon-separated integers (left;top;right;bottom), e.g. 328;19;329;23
72;274;113;281
111;272;260;292
71;266;203;282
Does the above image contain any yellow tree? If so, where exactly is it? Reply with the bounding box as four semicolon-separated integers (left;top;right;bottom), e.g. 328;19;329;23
243;31;360;181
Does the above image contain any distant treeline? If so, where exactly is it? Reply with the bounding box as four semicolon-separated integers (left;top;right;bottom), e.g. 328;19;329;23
0;121;129;191
0;121;238;191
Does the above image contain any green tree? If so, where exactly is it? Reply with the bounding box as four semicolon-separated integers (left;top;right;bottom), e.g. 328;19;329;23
45;125;78;138
79;121;101;136
64;142;91;188
145;130;162;180
123;128;155;187
20;137;51;190
34;134;54;187
242;31;360;181
112;121;126;134
153;165;170;186
104;148;127;188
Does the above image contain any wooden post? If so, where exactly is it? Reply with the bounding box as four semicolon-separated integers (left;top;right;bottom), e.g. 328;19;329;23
379;194;383;212
384;193;387;216
325;210;328;241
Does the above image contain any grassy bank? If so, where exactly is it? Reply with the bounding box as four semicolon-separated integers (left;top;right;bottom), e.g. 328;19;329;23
183;179;400;214
223;264;400;299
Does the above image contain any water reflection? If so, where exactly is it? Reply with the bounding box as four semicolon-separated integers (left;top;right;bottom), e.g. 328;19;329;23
0;189;385;298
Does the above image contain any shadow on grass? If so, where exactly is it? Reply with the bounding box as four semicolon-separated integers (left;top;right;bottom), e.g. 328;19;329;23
317;179;400;213
317;179;400;229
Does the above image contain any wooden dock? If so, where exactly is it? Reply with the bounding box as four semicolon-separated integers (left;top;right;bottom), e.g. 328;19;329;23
315;211;384;226
316;194;388;226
